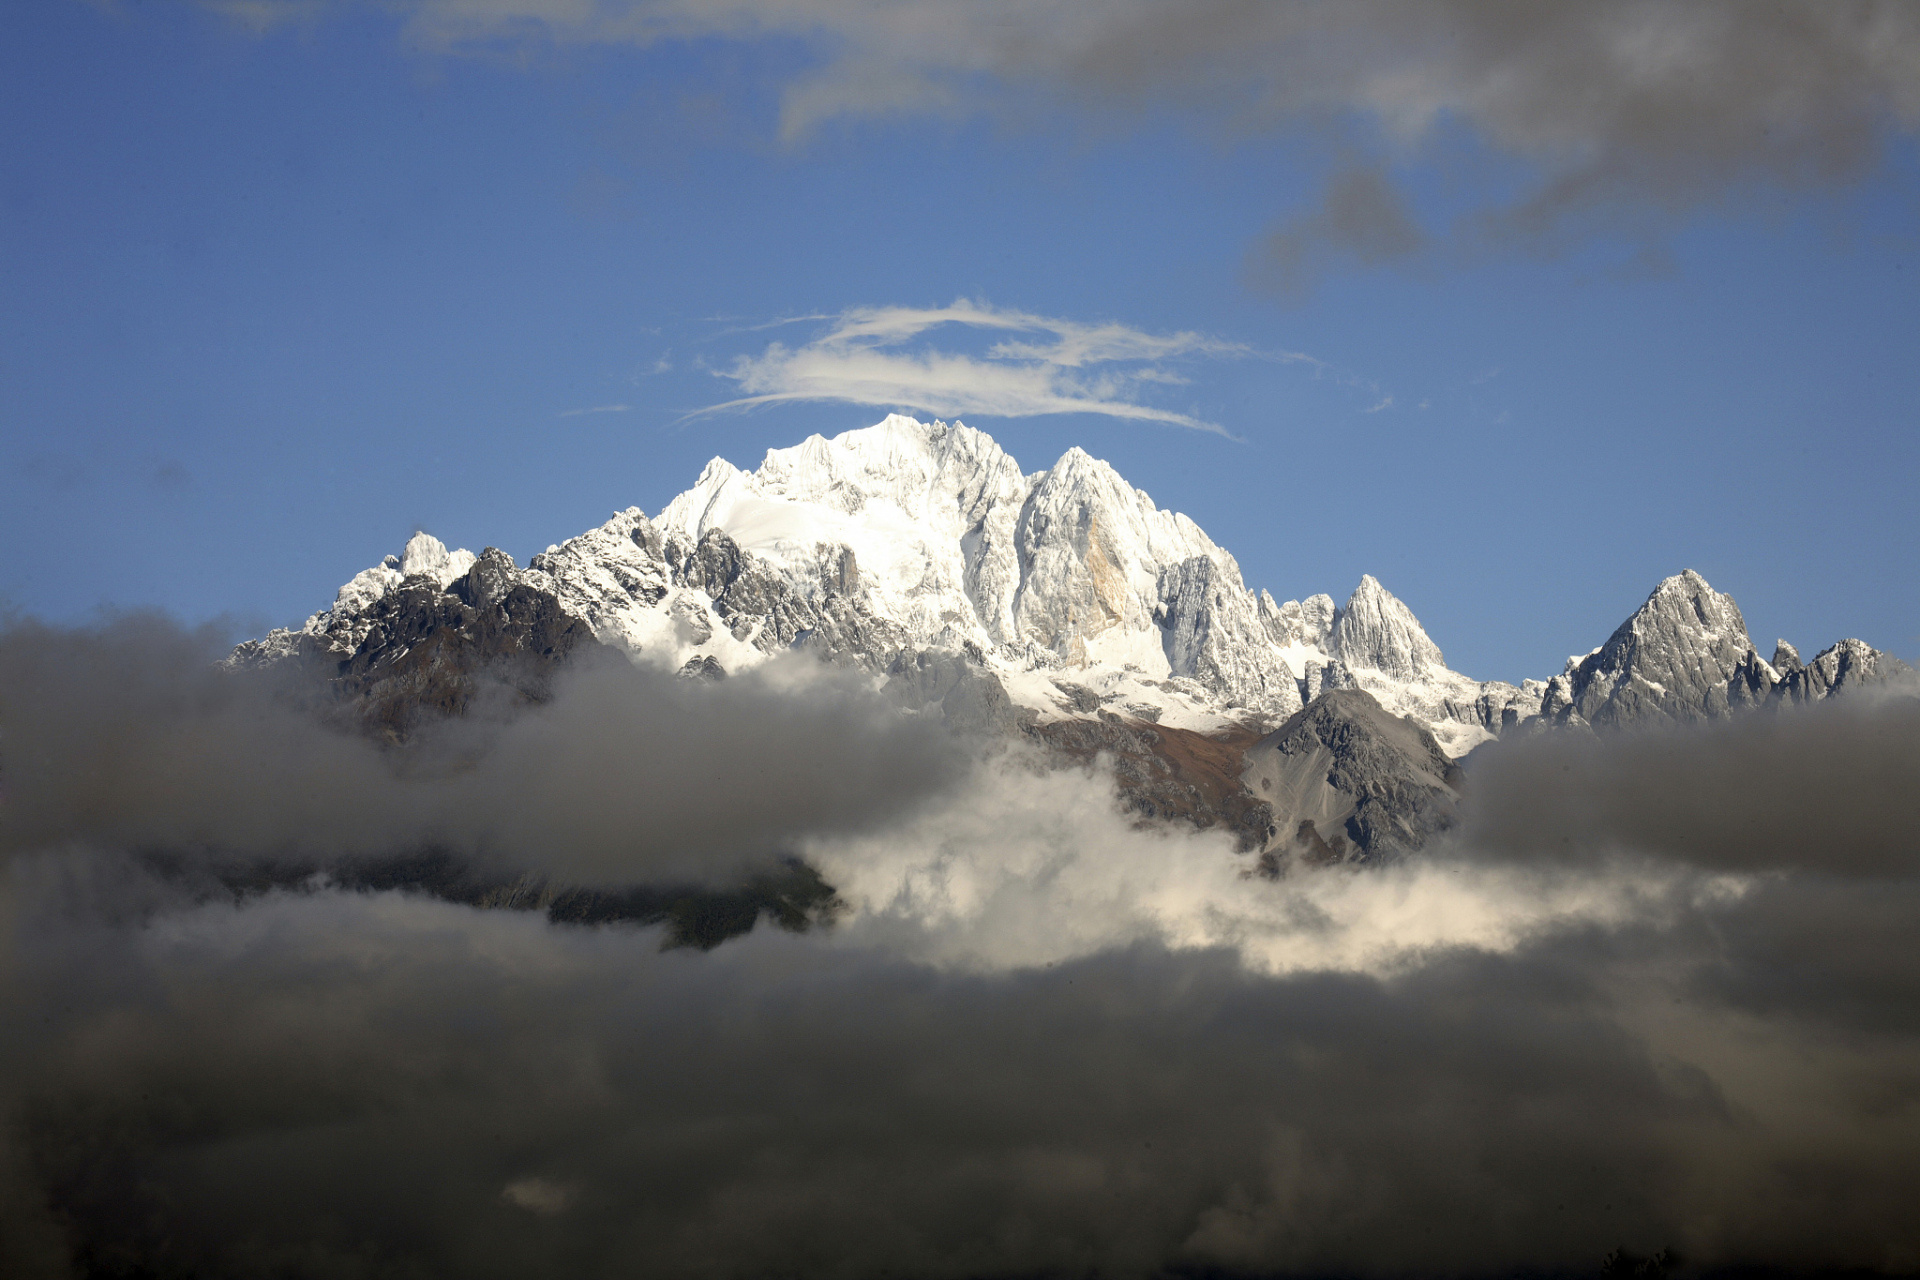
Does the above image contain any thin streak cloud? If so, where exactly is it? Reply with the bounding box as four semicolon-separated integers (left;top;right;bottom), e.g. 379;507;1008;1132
688;300;1248;436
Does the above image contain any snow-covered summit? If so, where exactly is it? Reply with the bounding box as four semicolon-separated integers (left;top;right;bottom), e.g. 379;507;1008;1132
636;415;1530;745
1331;575;1446;680
240;416;1555;752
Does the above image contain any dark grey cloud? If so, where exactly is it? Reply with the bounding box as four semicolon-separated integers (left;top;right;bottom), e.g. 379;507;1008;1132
1456;692;1920;877
5;615;1920;1276
1253;166;1430;298
0;614;964;885
238;0;1920;284
5;860;1920;1278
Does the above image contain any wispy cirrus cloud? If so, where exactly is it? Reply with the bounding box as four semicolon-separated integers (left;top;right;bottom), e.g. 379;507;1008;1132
689;300;1257;436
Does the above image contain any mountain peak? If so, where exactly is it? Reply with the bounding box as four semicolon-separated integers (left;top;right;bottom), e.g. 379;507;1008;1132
1630;570;1750;649
1563;569;1755;728
1043;444;1117;487
399;532;476;588
1329;576;1444;680
242;421;1907;771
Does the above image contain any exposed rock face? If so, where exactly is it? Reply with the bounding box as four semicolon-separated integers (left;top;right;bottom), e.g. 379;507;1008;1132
1301;658;1353;704
1777;637;1911;704
1262;591;1335;649
1240;689;1462;866
524;509;671;650
237;515;913;738
882;648;1021;736
1157;555;1302;716
1320;576;1543;757
229;538;602;741
1028;716;1273;850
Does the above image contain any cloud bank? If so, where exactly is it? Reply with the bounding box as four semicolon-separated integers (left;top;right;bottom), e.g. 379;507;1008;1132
0;614;965;887
693;300;1251;433
5;615;1920;1277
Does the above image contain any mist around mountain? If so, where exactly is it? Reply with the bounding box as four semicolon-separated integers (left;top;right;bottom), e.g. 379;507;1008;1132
2;419;1918;1280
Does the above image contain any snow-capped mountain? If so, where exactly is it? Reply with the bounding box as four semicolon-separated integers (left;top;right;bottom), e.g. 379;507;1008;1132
239;415;1545;753
234;414;1912;857
239;414;1911;760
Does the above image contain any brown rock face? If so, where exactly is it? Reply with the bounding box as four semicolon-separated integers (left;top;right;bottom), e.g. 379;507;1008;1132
1027;716;1273;850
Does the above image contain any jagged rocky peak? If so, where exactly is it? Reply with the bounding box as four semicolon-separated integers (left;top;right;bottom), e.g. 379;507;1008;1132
1538;570;1917;732
1329;576;1445;681
1777;637;1915;704
460;546;520;610
308;531;480;648
1019;444;1221;655
1561;569;1757;729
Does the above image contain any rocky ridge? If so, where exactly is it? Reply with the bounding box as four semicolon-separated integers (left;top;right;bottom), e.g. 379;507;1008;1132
1535;569;1913;734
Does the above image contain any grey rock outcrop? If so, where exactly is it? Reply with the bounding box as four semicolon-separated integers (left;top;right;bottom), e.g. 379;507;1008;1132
1241;688;1463;867
1259;591;1335;649
661;527;911;671
1157;556;1303;716
678;655;728;682
1301;658;1354;704
883;648;1022;735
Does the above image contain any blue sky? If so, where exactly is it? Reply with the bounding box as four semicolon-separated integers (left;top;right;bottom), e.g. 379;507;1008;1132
4;0;1917;683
